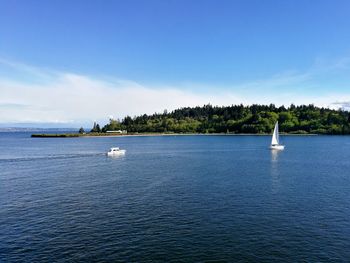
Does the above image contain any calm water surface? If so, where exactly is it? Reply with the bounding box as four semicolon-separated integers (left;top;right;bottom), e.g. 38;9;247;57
1;132;350;262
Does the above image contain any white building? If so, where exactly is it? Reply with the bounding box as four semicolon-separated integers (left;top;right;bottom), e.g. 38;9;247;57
106;130;127;134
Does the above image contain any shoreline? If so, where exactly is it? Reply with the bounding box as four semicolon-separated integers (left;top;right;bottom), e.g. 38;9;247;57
31;132;320;138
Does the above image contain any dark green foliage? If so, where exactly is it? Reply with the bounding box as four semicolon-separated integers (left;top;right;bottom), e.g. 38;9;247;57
103;104;350;135
91;122;101;133
78;127;85;134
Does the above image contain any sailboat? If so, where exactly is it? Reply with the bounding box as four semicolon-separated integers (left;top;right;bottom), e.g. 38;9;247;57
270;121;285;150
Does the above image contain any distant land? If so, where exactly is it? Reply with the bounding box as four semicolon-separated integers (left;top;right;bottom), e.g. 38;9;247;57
31;104;350;137
99;104;350;135
0;127;77;132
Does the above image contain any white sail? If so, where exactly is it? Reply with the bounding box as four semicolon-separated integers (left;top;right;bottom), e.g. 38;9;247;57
271;122;279;145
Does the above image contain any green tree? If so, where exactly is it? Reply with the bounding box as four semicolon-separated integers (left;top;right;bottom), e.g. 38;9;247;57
101;104;350;135
91;122;101;133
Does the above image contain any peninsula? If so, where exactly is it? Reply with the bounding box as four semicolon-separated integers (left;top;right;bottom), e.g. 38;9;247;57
32;104;350;137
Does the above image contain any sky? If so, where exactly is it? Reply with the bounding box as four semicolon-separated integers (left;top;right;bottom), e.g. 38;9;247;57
1;0;350;127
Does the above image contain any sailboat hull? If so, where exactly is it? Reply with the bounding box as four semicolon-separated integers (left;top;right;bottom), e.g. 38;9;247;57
270;145;285;150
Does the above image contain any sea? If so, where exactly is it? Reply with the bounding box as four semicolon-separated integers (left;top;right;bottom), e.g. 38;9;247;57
1;131;350;262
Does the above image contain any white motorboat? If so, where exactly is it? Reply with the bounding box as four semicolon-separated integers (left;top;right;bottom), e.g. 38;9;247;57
107;147;126;156
270;121;285;150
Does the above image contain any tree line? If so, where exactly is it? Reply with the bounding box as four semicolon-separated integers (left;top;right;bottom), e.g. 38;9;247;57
91;104;350;135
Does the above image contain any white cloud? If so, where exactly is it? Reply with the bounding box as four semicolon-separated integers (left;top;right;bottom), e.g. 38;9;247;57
0;71;244;125
1;57;350;126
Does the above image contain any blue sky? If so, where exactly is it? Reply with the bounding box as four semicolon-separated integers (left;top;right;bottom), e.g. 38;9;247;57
1;0;350;126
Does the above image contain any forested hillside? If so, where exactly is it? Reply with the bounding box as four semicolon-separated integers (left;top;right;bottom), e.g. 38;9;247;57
101;104;350;134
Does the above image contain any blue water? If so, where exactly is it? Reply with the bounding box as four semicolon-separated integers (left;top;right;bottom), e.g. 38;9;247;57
1;133;350;262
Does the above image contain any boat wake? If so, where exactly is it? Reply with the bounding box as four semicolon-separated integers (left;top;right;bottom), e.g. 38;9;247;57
0;152;105;163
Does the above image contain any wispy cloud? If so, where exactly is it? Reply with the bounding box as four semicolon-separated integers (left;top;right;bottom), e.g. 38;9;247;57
0;57;58;81
329;101;350;111
0;103;30;109
0;66;242;125
1;57;350;126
